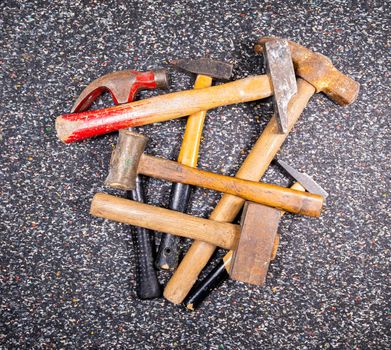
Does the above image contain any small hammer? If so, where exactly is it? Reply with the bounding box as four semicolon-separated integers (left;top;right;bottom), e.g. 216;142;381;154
105;129;323;217
71;68;169;300
183;159;328;310
156;58;233;270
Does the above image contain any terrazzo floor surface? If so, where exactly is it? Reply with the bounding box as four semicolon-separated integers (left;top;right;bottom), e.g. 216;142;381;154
1;1;390;349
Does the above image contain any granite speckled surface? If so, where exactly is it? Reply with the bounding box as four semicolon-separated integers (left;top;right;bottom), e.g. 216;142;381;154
1;1;390;348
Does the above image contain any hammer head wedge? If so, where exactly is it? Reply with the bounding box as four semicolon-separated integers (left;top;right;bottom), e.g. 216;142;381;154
105;130;149;190
170;58;233;80
71;69;169;113
263;39;297;133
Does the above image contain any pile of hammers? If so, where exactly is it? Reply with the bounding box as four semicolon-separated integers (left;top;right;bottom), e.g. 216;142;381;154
55;37;359;310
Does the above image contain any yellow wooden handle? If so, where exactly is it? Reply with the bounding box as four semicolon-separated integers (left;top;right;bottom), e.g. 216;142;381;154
178;75;213;167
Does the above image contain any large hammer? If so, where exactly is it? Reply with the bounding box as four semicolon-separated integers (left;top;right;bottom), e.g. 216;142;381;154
156;58;233;271
105;129;323;217
183;159;328;310
163;38;360;304
55;40;358;143
89;192;315;288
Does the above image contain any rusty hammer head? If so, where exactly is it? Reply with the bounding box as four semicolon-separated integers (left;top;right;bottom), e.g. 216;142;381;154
169;58;233;80
71;69;169;113
255;37;360;106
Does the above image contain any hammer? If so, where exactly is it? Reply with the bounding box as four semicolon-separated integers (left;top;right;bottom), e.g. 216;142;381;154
163;38;360;304
89;191;321;288
55;40;359;143
183;159;328;310
156;58;233;270
71;68;169;299
105;129;323;217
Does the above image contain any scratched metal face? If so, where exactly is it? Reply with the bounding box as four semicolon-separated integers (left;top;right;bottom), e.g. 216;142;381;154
264;39;297;133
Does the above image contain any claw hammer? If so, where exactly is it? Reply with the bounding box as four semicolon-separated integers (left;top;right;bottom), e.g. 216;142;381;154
71;69;169;299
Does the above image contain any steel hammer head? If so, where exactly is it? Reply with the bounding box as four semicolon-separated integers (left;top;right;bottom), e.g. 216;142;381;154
71;69;169;113
105;130;148;190
255;37;360;106
170;58;233;80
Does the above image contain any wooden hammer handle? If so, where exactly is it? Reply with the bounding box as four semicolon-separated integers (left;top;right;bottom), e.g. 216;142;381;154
163;79;317;304
55;75;273;143
90;193;240;250
139;154;323;217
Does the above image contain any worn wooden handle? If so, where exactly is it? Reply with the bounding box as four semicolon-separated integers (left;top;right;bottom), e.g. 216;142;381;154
55;75;273;143
139;154;323;217
163;79;317;304
90;193;240;250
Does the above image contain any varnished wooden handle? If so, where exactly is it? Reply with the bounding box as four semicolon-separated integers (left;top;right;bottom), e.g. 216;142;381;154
56;75;273;143
90;193;240;250
139;154;323;217
164;79;317;304
178;74;213;166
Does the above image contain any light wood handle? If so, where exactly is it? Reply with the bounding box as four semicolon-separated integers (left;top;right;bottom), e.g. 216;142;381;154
178;75;213;166
90;193;240;250
56;75;273;143
139;154;323;217
164;79;316;304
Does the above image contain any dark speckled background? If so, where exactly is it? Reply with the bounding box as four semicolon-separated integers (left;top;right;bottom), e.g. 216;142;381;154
1;1;390;348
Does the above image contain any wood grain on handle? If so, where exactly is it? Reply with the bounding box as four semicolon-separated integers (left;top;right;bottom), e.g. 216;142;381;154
138;154;323;217
90;193;241;250
55;75;273;143
163;79;317;304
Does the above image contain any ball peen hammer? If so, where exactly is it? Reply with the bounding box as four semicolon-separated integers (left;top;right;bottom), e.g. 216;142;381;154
71;69;169;299
156;58;233;271
55;38;358;144
163;37;360;305
183;159;329;310
105;129;323;217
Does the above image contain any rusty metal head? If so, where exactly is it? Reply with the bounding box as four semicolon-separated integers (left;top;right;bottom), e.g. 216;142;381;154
255;37;360;106
263;39;297;133
170;58;233;80
71;69;169;113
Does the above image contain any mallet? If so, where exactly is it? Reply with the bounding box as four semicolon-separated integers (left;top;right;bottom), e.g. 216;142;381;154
105;129;323;217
